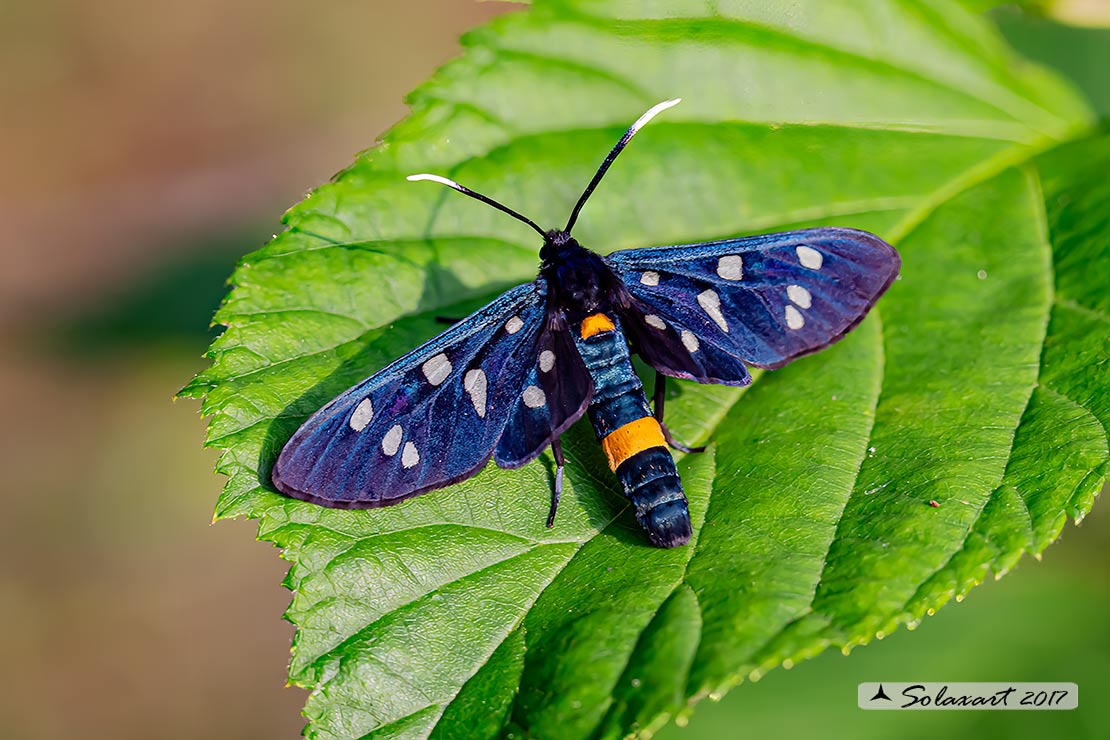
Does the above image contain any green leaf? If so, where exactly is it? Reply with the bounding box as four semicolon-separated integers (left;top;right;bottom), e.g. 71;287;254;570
182;1;1107;738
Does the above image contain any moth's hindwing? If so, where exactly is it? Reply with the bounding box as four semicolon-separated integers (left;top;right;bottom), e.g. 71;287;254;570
494;311;594;468
272;280;549;508
606;227;900;377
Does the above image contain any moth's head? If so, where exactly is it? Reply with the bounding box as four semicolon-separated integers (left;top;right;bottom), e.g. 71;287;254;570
539;230;614;320
540;229;578;261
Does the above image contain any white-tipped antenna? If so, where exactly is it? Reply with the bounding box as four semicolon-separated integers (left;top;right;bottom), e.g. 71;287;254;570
406;173;463;188
407;99;683;238
406;172;546;237
564;98;682;232
628;98;682;137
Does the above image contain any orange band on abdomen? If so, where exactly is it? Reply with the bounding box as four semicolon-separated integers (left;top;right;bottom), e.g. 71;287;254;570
600;416;667;471
580;312;615;339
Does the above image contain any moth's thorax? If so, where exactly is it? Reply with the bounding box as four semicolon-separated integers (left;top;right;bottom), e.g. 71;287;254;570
539;230;619;322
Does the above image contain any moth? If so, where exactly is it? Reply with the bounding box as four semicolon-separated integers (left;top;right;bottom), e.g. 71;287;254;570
272;99;900;548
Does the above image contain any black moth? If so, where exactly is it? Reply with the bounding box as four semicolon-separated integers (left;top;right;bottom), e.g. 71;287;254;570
272;99;901;547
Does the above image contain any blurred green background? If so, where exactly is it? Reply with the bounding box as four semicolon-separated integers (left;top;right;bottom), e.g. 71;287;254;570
0;2;1105;739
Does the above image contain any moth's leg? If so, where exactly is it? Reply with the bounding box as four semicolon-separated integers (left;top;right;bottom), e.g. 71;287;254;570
653;372;707;454
547;438;565;528
434;316;462;325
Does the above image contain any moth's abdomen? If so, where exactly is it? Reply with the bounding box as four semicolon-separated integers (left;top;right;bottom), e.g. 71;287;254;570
615;447;690;549
574;312;691;548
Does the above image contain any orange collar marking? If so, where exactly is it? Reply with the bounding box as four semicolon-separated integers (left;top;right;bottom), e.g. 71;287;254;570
579;313;616;339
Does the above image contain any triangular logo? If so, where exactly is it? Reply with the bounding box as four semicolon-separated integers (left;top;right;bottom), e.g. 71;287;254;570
870;684;892;701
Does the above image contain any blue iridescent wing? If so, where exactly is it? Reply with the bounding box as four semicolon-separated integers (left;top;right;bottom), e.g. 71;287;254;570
272;280;549;508
606;227;900;376
494;310;593;468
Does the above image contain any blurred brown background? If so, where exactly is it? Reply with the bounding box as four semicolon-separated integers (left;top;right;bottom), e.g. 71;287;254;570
0;2;1105;740
1;0;514;328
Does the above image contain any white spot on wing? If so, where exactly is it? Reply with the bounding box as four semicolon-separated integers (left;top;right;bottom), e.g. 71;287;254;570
523;385;546;408
697;289;729;333
786;284;812;309
716;255;743;280
640;271;660;286
349;398;374;431
645;314;666;330
796;245;823;270
464;368;487;417
505;315;524;334
539;350;556;373
422;353;452;385
785;305;805;330
401;441;420;468
681;330;699;353
382;425;403;456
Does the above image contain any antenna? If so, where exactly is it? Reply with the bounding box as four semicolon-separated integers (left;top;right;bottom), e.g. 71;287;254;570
405;173;547;238
564;98;681;233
